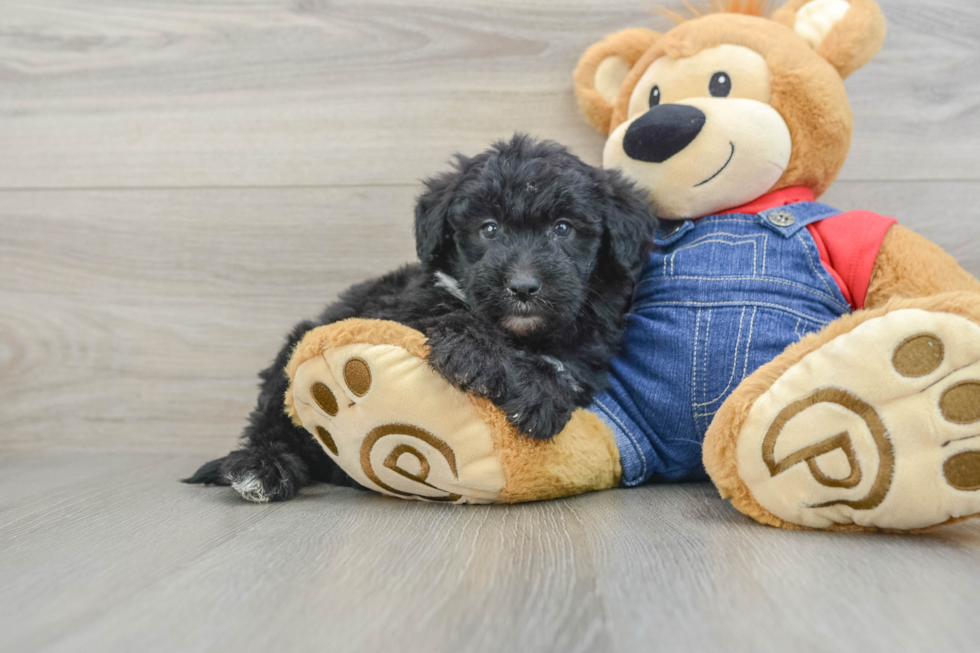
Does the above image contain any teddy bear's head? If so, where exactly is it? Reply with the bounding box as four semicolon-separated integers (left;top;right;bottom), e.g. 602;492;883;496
574;0;886;220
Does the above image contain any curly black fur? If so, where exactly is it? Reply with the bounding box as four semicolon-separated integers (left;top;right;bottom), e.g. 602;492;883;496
184;134;656;501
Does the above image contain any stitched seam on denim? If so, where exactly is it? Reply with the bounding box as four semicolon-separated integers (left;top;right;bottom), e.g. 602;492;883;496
677;238;756;276
742;306;757;381
698;217;757;225
673;230;760;242
632;300;835;324
691;309;702;433
797;231;838;299
762;233;768;275
694;410;721;419
594;398;648;481
644;275;849;307
668;233;760;276
668;232;762;272
694;307;743;408
701;310;712;408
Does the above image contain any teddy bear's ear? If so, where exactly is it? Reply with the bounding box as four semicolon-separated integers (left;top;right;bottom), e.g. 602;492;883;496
574;28;660;134
773;0;886;79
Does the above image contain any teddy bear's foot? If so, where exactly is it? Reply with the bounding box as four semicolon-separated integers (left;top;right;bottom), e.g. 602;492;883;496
288;324;506;503
711;301;980;531
284;319;622;504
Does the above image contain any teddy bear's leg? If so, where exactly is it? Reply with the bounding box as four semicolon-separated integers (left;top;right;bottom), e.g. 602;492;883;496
285;318;621;504
704;292;980;531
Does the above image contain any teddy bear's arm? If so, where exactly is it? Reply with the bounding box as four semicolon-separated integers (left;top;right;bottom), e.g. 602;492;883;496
285;318;622;503
865;225;980;308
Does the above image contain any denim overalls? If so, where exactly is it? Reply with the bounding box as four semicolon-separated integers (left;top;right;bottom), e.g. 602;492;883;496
590;201;854;485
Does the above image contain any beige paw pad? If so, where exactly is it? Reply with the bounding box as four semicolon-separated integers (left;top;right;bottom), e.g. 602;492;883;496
291;343;506;503
738;309;980;530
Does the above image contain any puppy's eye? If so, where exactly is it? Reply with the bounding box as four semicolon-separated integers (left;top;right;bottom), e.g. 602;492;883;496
552;220;573;239
480;221;499;239
709;72;731;98
649;85;661;108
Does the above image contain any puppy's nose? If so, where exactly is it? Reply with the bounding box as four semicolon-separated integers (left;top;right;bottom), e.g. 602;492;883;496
623;104;706;163
507;274;541;301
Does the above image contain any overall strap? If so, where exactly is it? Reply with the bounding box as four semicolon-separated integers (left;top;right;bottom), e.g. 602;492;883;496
755;202;840;238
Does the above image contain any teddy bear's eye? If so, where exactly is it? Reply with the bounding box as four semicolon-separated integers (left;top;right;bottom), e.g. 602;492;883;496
709;72;731;97
649;85;661;108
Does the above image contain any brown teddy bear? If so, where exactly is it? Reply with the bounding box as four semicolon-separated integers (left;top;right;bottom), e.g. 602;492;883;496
284;0;980;531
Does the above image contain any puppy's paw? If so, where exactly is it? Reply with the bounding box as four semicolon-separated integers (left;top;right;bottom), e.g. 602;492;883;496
426;317;508;399
507;400;574;440
501;354;579;439
222;444;310;503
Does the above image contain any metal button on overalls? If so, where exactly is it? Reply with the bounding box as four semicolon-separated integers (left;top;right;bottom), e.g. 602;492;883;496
768;209;796;227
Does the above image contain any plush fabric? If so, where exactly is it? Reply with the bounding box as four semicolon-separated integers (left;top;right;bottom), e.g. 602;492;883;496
702;293;980;532
603;14;855;209
865;225;980;307
285;319;620;504
278;0;980;532
773;0;887;79
574;28;661;134
576;0;980;531
574;0;887;218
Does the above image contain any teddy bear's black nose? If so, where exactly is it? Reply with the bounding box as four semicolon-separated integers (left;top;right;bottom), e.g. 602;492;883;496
623;104;706;163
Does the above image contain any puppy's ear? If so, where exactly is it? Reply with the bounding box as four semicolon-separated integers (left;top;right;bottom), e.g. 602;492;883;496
414;167;459;269
599;170;656;279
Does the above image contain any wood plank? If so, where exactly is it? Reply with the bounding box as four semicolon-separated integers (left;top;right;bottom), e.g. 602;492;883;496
568;483;980;653
822;180;980;275
0;453;614;653
2;181;978;453
0;186;418;453
2;452;979;653
0;453;293;652
1;0;977;189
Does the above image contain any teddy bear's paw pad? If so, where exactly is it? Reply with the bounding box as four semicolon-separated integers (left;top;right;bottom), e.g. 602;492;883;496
291;343;506;503
736;309;980;530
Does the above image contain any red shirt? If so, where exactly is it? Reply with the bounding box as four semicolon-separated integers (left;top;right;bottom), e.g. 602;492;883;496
724;187;897;310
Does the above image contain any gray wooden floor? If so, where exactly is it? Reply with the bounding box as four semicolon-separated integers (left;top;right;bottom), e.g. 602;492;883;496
2;1;980;651
5;452;980;653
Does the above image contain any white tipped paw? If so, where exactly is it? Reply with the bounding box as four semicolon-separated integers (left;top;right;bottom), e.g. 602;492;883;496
231;474;271;503
738;309;980;530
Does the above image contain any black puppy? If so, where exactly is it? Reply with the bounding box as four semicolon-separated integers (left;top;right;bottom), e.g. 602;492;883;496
186;134;655;502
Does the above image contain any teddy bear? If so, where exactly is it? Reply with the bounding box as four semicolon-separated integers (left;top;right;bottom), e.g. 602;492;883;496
283;0;980;531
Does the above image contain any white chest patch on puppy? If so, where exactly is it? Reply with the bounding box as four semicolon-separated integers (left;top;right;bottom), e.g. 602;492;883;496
794;0;851;50
434;271;467;301
542;355;565;372
542;355;583;393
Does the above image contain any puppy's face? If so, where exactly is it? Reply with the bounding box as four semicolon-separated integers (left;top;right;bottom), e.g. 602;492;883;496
416;135;654;339
452;180;602;337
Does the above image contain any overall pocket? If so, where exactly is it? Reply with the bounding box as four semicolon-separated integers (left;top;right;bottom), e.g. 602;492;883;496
690;305;826;436
661;230;769;278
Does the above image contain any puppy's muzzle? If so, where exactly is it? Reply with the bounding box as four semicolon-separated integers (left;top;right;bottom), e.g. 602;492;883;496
623;104;706;163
